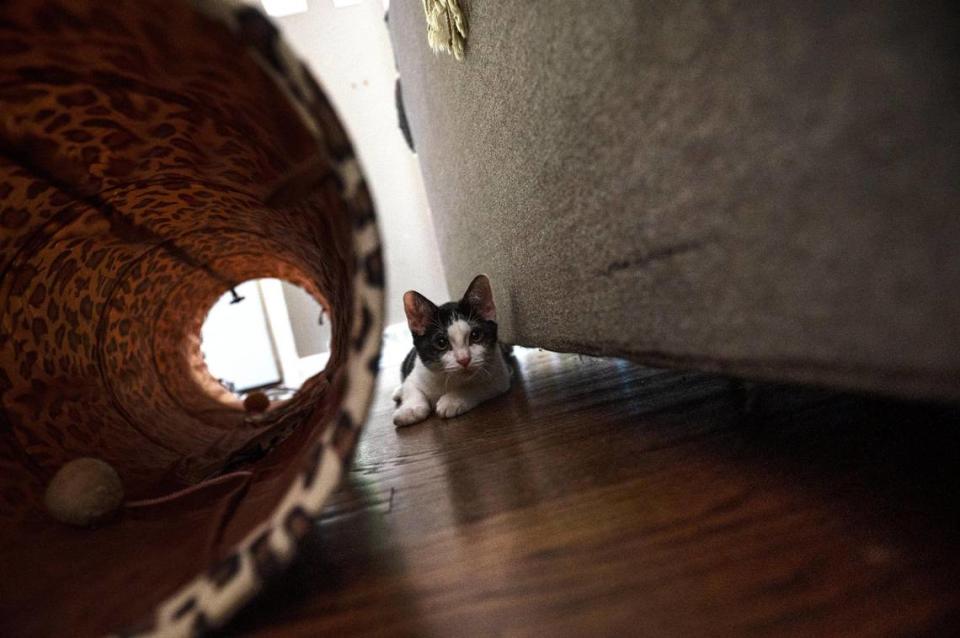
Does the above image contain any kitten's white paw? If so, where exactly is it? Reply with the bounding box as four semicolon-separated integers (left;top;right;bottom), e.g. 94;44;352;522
436;394;471;419
393;402;430;427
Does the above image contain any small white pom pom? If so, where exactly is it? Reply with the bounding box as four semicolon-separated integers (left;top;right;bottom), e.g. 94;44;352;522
44;458;124;527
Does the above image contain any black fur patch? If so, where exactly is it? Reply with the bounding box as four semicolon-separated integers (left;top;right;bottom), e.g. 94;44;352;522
400;346;417;380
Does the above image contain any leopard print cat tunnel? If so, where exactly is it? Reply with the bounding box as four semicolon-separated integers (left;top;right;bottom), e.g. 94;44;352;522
0;1;384;636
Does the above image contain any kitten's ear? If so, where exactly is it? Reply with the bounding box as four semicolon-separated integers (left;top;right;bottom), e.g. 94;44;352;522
403;291;437;336
462;274;496;321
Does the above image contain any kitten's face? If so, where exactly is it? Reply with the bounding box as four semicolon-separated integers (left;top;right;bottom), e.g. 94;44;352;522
415;305;497;373
404;275;499;374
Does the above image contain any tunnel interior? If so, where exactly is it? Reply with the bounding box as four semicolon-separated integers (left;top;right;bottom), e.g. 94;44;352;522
0;1;381;635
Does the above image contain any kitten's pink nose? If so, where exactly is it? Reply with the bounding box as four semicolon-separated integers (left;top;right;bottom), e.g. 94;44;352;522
457;355;471;368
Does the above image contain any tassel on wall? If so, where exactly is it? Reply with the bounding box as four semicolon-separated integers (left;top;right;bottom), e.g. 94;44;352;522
422;0;468;61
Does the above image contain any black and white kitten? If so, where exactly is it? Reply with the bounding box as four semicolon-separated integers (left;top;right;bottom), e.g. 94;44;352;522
392;274;512;427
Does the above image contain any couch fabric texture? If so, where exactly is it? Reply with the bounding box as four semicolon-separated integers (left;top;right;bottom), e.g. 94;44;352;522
389;0;960;400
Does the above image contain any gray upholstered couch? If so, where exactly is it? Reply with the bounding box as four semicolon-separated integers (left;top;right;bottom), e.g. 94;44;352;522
389;1;960;401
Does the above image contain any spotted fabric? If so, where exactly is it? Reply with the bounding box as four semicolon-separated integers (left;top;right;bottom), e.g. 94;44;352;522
0;1;383;636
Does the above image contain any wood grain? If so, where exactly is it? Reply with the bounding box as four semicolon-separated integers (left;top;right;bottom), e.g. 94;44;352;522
218;350;960;637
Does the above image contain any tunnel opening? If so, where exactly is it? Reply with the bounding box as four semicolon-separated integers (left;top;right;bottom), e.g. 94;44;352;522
199;278;332;403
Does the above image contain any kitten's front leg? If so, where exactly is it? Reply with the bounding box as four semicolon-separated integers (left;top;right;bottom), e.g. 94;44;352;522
435;393;476;419
435;386;505;418
436;365;511;419
393;386;432;427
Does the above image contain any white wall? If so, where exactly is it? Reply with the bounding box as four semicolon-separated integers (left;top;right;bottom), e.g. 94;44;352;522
270;0;450;325
201;281;282;391
280;280;329;357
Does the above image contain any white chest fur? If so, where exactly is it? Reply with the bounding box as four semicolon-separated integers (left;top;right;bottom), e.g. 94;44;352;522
393;342;511;426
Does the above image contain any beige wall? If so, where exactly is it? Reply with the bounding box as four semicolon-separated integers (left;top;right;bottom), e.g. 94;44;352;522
280;280;330;356
272;0;449;327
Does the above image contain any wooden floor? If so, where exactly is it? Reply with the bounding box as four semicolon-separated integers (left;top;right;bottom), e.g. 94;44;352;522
219;349;960;637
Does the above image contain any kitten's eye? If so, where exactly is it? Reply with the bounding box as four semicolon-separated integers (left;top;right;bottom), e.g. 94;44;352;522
469;328;481;342
433;335;448;349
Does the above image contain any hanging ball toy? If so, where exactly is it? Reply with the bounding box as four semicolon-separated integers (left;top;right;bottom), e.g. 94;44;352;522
243;391;270;413
44;458;124;527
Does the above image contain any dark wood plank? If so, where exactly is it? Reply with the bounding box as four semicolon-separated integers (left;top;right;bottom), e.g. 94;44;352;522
218;350;960;637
